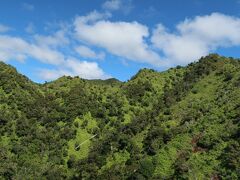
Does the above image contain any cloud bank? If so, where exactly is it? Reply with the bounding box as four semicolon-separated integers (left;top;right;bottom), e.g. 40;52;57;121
152;13;240;65
1;2;240;82
0;34;110;80
74;11;162;66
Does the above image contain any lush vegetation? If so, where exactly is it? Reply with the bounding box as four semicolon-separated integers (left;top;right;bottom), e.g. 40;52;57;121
0;54;240;179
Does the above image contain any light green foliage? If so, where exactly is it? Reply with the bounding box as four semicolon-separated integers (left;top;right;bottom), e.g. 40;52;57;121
68;129;91;160
100;150;130;172
67;113;98;161
0;55;240;179
154;134;192;178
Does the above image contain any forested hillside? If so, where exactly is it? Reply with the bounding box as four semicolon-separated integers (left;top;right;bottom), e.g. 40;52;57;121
0;54;240;179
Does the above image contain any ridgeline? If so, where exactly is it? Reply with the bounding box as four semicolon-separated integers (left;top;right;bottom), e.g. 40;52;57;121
0;54;240;179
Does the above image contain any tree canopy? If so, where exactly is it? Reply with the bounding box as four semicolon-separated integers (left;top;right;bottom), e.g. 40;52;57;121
0;54;240;179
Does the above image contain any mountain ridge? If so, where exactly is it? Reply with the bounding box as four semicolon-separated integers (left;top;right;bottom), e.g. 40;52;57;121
1;53;238;85
0;54;240;179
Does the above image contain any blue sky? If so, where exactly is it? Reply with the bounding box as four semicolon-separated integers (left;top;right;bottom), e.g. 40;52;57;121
1;0;240;82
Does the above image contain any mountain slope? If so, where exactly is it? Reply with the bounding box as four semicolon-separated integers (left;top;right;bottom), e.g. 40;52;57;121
0;54;240;179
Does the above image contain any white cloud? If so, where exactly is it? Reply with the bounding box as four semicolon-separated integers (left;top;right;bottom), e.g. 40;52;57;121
65;58;110;79
0;34;65;65
22;3;34;11
75;45;105;60
0;35;29;62
76;10;111;24
38;69;70;81
34;30;69;48
151;13;240;65
0;34;109;80
38;58;110;81
0;24;11;33
29;45;65;65
102;0;121;11
74;13;162;65
3;12;240;81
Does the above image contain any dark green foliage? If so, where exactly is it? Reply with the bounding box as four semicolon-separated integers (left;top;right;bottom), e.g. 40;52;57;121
220;141;240;177
124;80;153;104
0;54;240;179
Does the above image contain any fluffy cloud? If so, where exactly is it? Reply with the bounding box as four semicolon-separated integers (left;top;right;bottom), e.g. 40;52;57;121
29;45;65;65
75;45;105;60
65;58;110;79
0;34;109;80
38;69;70;81
76;10;111;24
34;30;69;48
0;35;29;62
2;12;240;81
38;58;110;81
151;13;240;65
0;35;65;65
74;12;162;65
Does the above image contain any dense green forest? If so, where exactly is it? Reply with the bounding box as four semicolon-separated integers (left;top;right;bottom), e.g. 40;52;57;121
0;54;240;179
